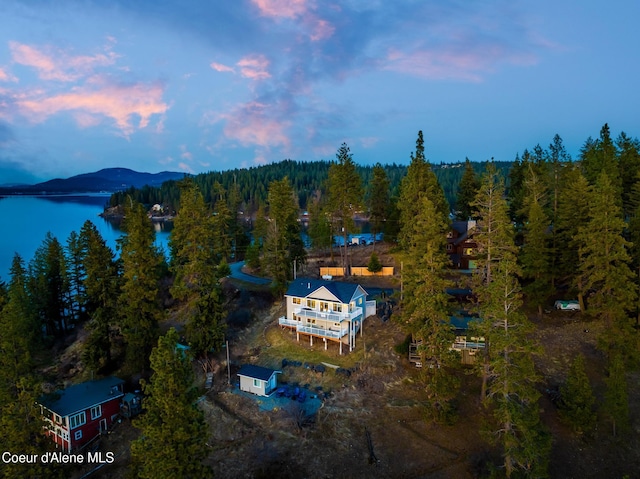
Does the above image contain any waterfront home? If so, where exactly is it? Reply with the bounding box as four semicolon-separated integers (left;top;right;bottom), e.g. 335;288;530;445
279;278;376;354
38;377;124;452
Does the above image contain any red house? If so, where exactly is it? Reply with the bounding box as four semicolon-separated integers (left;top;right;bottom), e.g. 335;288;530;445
39;376;124;452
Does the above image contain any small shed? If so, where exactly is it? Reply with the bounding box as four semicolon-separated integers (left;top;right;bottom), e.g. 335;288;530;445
237;365;281;397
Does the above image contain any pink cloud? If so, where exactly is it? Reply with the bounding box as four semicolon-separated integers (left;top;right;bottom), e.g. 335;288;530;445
222;101;290;149
10;42;118;82
178;162;194;173
251;0;308;19
309;18;335;42
0;67;18;82
237;55;271;80
15;80;168;136
210;62;235;73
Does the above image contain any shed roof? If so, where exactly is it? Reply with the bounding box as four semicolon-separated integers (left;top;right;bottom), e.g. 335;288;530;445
237;364;280;381
39;377;124;417
285;278;368;303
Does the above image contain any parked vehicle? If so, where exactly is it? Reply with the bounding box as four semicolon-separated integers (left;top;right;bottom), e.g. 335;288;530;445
554;300;580;311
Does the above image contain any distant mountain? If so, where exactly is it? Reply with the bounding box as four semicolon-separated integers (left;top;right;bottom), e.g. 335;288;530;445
0;167;187;194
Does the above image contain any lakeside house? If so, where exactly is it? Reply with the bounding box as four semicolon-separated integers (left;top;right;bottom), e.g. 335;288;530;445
279;278;376;354
38;377;125;452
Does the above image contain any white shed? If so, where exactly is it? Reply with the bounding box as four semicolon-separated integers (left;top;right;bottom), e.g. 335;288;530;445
237;364;281;397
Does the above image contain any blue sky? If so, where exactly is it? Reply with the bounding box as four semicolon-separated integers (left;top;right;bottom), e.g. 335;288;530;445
0;0;638;184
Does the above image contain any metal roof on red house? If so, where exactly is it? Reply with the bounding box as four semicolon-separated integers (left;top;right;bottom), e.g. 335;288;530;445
39;376;124;417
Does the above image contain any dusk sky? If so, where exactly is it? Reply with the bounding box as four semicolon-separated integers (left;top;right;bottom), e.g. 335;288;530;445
0;1;638;184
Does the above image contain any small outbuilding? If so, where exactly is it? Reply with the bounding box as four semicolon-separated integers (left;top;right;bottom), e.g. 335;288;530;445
237;364;281;397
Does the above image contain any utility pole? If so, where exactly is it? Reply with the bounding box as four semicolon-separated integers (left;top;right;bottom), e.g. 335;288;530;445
226;339;231;386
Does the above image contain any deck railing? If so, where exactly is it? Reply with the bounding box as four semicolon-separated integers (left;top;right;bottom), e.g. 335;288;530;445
293;306;363;323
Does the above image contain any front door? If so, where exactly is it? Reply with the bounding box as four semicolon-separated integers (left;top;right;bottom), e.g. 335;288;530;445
99;418;107;433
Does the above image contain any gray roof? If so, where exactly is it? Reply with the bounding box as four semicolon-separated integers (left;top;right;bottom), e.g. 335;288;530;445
285;278;367;303
237;364;280;381
39;377;124;417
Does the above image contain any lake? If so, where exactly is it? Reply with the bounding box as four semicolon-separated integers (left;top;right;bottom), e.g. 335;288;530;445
0;195;171;282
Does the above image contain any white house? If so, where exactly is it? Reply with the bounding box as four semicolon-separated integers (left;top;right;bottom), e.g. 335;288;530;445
237;364;281;397
278;278;376;354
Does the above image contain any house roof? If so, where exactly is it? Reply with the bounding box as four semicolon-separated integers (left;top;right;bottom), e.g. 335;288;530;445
39;377;125;417
237;364;280;381
285;278;368;303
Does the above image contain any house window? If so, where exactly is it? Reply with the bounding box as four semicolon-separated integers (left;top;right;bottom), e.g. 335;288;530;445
69;412;86;429
332;304;342;312
53;413;62;424
293;297;301;304
446;244;453;251
320;302;329;312
74;430;82;441
307;299;316;308
463;248;474;256
253;379;260;387
90;405;102;420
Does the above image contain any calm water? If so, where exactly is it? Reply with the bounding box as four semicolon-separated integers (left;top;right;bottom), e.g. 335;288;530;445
0;195;170;282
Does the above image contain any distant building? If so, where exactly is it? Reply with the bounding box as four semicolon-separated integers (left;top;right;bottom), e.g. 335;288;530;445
447;220;477;270
38;377;124;452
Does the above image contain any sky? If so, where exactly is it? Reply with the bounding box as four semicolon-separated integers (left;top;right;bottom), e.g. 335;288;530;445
0;0;639;184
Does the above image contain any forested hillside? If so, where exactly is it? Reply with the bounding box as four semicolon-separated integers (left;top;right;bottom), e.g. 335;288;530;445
108;158;512;214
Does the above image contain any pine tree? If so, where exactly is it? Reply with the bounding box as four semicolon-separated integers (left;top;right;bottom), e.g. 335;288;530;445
170;178;219;300
368;163;390;251
604;352;630;437
456;158;480;220
118;200;164;374
327;143;363;275
398;131;448;250
472;167;550;477
555;168;591;291
263;177;305;295
547;134;571;287
559;354;596;435
130;328;213;478
81;221;120;372
575;171;636;353
519;166;552;317
400;195;457;421
29;233;71;336
580;124;621;197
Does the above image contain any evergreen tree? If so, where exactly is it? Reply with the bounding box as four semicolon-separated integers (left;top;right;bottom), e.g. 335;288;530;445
555;167;591;290
367;252;382;273
170;178;218;301
400;195;457;421
118;200;164;374
65;229;87;324
559;354;596;435
580;124;622;200
604;352;630;437
519;166;552;317
0;257;50;479
264;177;305;295
81;221;120;372
617;132;640;219
307;198;332;252
327;143;364;275
397;131;448;250
455;158;480;220
473;166;550;476
29;233;71;336
547;134;571;287
575;171;636;353
368;163;390;251
131;328;213;478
